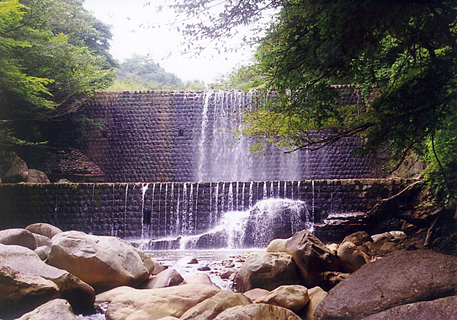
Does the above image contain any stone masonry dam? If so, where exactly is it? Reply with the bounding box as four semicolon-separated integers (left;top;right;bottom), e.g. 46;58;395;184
0;90;400;245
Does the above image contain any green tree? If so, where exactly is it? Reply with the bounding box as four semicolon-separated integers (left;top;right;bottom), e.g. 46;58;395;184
174;0;457;203
109;54;206;91
0;0;116;146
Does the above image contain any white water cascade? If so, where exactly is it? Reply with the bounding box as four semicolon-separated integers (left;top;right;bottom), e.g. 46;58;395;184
136;198;311;250
196;91;302;182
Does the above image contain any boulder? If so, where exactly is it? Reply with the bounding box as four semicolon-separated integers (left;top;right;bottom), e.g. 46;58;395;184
367;232;392;250
253;285;309;313
25;169;51;183
34;245;51;260
266;238;289;252
26;223;62;239
151;260;167;275
141;268;183;289
178;256;199;264
342;231;372;246
213;303;302;320
0;244;94;319
379;241;397;252
325;243;338;255
303;286;327;320
183;273;215;286
0;152;28;183
321;271;349;291
32;233;53;248
133;246;156;275
314;249;457;320
16;298;77;320
244;288;270;301
96;284;221;320
361;295;457;320
234;252;301;292
180;290;251;320
337;241;368;273
0;228;37;249
48;231;152;292
389;230;407;240
285;229;340;287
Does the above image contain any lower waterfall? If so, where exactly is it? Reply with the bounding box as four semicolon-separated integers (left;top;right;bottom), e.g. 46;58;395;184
134;198;312;250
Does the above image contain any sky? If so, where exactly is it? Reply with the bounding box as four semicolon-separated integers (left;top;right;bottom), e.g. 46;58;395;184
83;0;257;83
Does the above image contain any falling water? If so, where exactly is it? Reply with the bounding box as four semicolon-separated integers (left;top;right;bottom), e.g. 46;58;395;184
137;198;311;251
195;91;303;182
141;183;149;239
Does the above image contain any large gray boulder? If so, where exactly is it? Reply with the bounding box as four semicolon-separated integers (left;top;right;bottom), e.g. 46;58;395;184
285;229;340;287
16;298;77;320
213;303;302;320
314;249;457;320
180;290;251;320
234;252;301;292
48;231;153;292
361;295;457;320
0;228;37;249
96;284;221;320
0;244;94;319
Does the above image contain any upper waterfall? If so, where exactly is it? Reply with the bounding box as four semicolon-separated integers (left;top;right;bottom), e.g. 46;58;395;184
76;90;375;183
195;91;301;182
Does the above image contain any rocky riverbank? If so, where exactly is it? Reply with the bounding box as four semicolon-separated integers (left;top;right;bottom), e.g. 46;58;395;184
2;222;457;319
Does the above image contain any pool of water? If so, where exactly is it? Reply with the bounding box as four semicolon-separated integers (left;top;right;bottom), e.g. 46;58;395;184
146;248;260;289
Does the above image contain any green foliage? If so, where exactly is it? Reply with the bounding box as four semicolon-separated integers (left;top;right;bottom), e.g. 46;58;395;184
423;113;457;205
108;54;206;91
174;0;457;202
0;0;116;147
209;63;266;90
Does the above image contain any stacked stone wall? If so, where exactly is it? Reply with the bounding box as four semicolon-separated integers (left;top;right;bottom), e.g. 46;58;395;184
0;179;407;239
79;90;378;182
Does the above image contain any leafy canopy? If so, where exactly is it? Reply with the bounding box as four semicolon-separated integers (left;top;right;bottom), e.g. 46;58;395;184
0;0;116;146
173;0;457;203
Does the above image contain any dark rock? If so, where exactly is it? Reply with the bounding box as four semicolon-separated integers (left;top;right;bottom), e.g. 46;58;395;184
314;249;457;320
197;266;211;271
314;212;368;243
285;229;341;288
361;295;457;320
195;231;228;249
25;169;50;183
144;237;181;250
0;152;28;183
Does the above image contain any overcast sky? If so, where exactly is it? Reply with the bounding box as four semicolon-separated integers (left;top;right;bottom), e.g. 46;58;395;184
83;0;256;83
